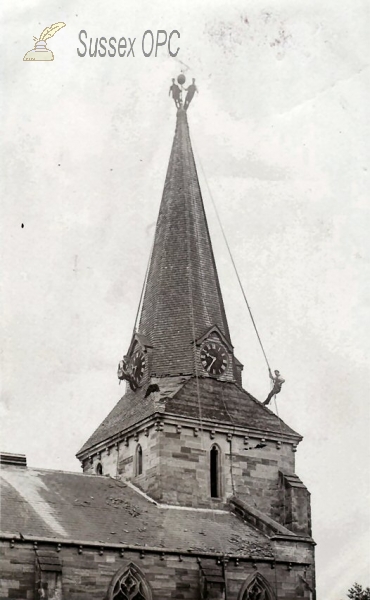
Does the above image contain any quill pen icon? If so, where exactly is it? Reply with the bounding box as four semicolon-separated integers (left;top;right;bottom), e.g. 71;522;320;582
24;22;66;61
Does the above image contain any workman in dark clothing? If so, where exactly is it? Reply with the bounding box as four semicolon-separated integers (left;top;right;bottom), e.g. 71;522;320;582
263;369;285;405
117;356;132;383
183;78;198;110
169;79;182;108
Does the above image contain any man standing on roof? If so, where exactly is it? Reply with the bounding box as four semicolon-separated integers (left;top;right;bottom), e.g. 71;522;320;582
263;369;285;405
183;78;198;110
169;78;182;108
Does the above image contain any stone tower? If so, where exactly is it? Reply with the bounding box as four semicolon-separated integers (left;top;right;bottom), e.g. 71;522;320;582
1;102;315;600
77;107;312;541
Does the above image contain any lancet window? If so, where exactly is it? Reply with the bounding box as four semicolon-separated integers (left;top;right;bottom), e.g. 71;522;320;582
210;444;221;498
135;444;143;476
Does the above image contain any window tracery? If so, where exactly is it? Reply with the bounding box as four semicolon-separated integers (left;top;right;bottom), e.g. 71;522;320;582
239;573;275;600
242;580;267;600
108;564;152;600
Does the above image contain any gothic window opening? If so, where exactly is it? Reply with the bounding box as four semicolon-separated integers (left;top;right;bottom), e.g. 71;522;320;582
96;462;103;475
239;573;275;600
136;444;143;476
210;444;220;498
107;563;152;600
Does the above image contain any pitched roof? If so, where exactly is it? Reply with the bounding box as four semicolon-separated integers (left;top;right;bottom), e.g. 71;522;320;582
138;108;231;377
0;465;274;558
165;377;300;439
77;376;190;455
77;376;300;456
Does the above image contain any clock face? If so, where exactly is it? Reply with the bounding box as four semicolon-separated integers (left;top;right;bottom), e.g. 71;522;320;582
130;349;146;388
200;341;228;376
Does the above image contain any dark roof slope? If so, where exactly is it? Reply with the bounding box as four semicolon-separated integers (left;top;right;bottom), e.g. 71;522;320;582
78;376;300;456
78;376;189;455
166;377;300;439
0;465;273;557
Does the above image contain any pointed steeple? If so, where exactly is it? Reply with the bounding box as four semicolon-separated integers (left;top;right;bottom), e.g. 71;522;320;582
138;108;231;377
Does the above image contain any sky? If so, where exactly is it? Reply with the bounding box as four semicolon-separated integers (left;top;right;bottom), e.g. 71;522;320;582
1;0;370;598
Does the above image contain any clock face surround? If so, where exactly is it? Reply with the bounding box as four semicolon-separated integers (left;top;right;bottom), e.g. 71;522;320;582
130;348;146;388
200;341;228;376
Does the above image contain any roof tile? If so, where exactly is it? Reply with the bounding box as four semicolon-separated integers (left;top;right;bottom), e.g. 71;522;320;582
0;466;273;558
78;376;299;456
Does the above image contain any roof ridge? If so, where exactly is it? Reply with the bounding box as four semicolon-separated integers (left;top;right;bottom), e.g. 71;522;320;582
0;465;113;478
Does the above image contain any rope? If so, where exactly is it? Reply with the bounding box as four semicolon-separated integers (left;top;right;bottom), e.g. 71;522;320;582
273;392;287;525
182;122;204;443
185;121;228;561
220;385;236;496
192;142;272;374
132;237;154;335
192;139;289;527
272;385;284;439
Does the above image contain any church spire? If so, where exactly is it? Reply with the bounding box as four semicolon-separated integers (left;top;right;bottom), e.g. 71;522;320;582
137;106;232;378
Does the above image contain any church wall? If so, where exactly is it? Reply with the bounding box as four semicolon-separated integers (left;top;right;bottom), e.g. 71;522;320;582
271;538;314;565
82;446;119;477
0;541;314;599
227;562;314;599
82;427;161;491
0;543;35;599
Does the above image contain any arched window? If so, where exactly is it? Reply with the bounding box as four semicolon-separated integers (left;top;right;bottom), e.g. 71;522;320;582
210;444;221;498
106;563;152;600
135;444;143;476
238;573;275;600
96;462;103;475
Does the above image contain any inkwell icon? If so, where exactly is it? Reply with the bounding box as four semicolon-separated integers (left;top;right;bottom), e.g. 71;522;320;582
23;22;66;61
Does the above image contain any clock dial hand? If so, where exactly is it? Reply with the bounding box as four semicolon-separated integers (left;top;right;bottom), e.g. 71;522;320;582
207;356;217;371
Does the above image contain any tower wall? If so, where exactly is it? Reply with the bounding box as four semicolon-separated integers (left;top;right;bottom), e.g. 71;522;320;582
83;420;311;536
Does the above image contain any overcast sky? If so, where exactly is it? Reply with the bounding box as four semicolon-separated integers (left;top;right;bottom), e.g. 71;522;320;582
1;0;369;598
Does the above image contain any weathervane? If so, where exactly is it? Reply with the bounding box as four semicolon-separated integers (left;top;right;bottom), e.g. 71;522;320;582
169;74;198;110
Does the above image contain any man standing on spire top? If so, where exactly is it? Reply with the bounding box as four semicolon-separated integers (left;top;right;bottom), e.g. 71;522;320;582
183;78;198;110
169;78;182;108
